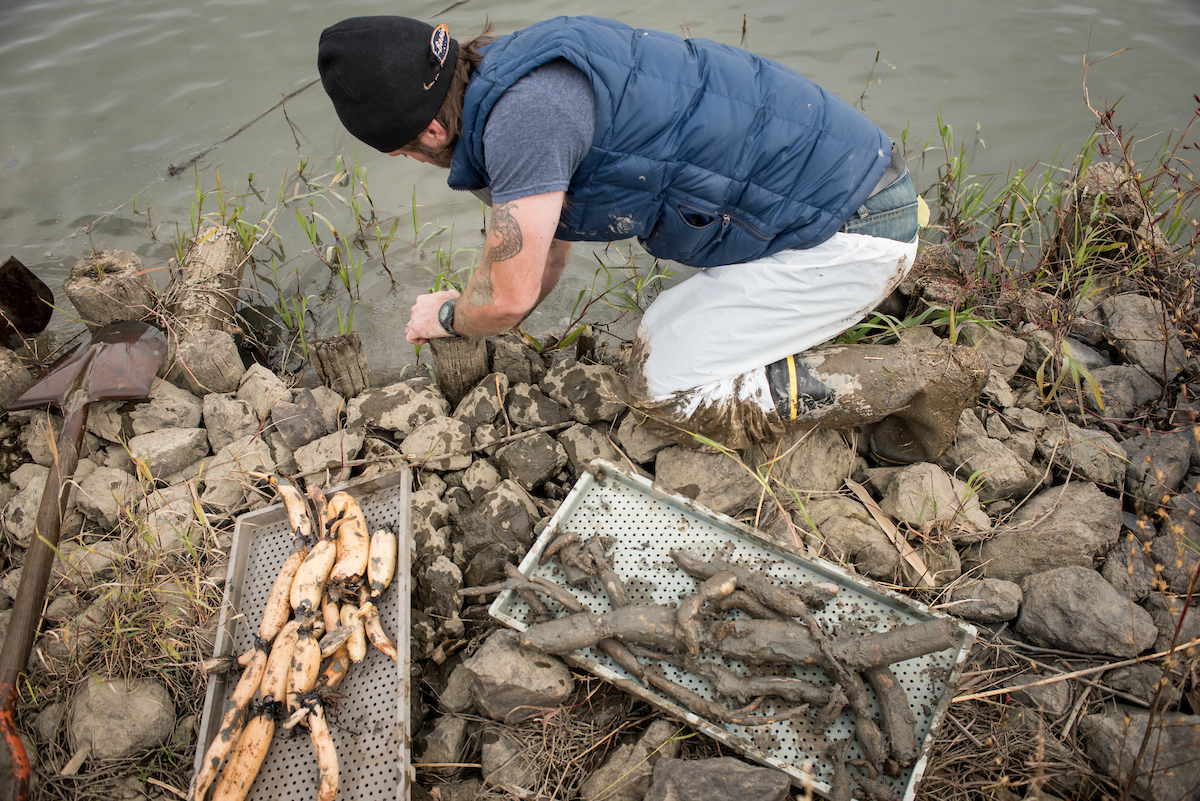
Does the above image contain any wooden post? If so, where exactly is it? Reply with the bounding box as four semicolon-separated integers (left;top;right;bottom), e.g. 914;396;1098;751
310;332;369;398
429;337;489;409
64;250;158;331
173;329;244;395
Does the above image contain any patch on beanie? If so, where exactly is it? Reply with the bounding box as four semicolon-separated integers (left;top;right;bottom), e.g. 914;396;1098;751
425;24;450;90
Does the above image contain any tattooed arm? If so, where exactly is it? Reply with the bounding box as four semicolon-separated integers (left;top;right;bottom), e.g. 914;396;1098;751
406;191;565;344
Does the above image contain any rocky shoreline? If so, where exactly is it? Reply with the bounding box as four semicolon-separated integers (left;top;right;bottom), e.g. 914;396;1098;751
0;161;1198;800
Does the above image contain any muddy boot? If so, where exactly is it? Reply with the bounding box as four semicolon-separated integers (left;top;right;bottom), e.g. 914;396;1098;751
765;343;988;463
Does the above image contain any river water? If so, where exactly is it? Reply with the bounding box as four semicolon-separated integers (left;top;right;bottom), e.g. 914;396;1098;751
1;0;1197;373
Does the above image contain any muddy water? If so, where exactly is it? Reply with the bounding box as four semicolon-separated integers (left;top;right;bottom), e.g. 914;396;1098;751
1;0;1197;373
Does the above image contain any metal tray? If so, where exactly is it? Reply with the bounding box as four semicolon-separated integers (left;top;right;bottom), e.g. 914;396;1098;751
491;460;974;801
195;468;412;801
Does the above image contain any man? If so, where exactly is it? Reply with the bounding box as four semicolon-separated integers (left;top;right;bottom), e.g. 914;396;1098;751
318;16;985;460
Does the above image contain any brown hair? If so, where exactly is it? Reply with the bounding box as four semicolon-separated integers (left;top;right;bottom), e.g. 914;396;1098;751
401;24;495;153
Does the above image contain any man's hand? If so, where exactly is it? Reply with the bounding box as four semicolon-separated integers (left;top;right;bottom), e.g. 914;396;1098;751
406;288;460;345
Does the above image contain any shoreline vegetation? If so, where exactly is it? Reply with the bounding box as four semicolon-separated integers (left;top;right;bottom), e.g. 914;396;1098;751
0;92;1197;800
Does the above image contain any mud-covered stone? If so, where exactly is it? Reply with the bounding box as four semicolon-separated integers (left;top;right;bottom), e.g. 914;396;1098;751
235;363;292;417
346;380;450;436
805;497;900;580
496;432;568;491
490;333;548;387
199;433;273;512
295;427;366;483
463;543;512;588
654;447;760;517
645;757;791;801
1100;292;1188;383
457;480;539;563
68;676;175;760
751;428;854;498
399;417;469;472
617;411;670;464
269;388;328;451
456;373;509;427
950;578;1022;623
412;488;451;530
1016;566;1157;657
505;383;574;428
201;393;259;453
580;719;682;801
972;482;1120;583
1084;364;1162;421
877;462;991;533
1080;708;1200;801
0;347;33;412
1122;431;1193;508
1101;536;1156;602
128;428;209;478
557;423;621;476
462;459;502;502
542;362;626;425
421;555;463;620
462;630;574;722
440;664;475;714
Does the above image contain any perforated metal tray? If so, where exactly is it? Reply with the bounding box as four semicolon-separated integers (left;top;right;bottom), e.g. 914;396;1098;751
491;460;974;801
195;468;412;801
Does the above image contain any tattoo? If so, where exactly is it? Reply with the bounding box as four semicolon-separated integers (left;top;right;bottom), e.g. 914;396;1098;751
489;202;523;262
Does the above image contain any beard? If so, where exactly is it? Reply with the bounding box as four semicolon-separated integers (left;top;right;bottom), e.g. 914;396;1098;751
412;139;454;169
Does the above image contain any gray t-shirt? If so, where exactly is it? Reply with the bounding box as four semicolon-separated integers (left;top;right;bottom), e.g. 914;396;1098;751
468;60;596;206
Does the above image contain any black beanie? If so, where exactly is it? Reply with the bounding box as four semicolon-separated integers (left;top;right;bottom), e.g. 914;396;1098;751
318;16;460;153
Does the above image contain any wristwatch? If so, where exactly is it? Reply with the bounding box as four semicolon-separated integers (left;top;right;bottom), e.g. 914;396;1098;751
438;298;462;337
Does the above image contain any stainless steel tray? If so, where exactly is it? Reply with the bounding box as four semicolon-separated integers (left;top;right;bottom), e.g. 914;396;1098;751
195;468;412;801
491;460;974;801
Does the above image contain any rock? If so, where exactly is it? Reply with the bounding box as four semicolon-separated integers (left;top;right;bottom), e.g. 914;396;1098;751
876;462;990;533
1122;431;1193;508
474;423;504;457
750;428;854;498
412;489;451;530
199;434;274;512
1149;534;1200;595
462;459;502;502
68;676;175;760
1099;293;1188;383
937;412;1041;503
269;388;328;451
980;370;1016;408
617;411;671;465
75;466;137;528
480;730;538;788
456;373;509;426
1085;365;1162;421
457;480;539;564
34;700;66;742
490;333;547;387
127;428;208;478
960;323;1028;382
346;380;449;436
972;482;1120;583
558;423;621;476
128;380;203;436
136;499;201;555
1016;567;1157;657
1104;664;1181;708
1101;536;1156;602
1002;677;1071;717
505;383;574;428
405;420;475;476
1037;417;1126;488
417;715;470;771
580;719;682;801
235;363;292;418
19;410;62;467
4;467;82;547
804;497;900;580
1080;708;1200;801
644;757;791;801
496;432;569;491
294;427;366;485
201;393;259;453
440;664;475;714
0;347;33;412
1164;492;1200;542
308;385;345;432
419;556;463;621
1142;592;1200;653
53;541;121;589
950;579;1022;623
654;447;760;517
542;363;626;425
461;630;574;722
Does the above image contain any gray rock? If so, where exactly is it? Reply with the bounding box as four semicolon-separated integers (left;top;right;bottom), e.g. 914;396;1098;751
457;480;539;563
981;370;1016;408
1122;431;1193;507
877;462;991;533
34;700;66;742
1101;537;1156;602
490;333;547;387
128;380;202;436
644;757;790;801
654;447;760;517
542;363;627;424
984;412;1011;440
1164;492;1200;542
1080;708;1200;801
413;518;450;561
474;423;503;457
1001;405;1047;437
412;489;451;530
480;730;538;788
235;363;292;417
20;410;62;467
1037;417;1126;488
805;496;900;580
938;413;1041;503
440;664;475;714
973;482;1120;583
421;556;463;621
462;630;574;722
462;459;502;502
418;715;470;771
1085;365;1162;421
75;466;137;528
617;412;671;465
1142;592;1200;653
1104;664;1181;708
1016;567;1158;657
950;579;1022;623
749;428;854;498
308;385;345;433
1100;293;1188;382
496;432;568;491
201;393;259;454
68;676;175;760
135;499;200;555
580;719;682;801
558;423;621;476
269;388;328;451
456;373;509;426
294;427;366;484
0;347;33;411
3;467;83;547
1150;534;1200;595
1002;676;1071;717
346;380;449;436
127;428;209;478
960;323;1028;381
53;541;121;589
506;383;574;428
199;434;274;512
401;417;471;472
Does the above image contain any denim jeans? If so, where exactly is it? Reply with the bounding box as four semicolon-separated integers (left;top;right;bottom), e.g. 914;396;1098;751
839;170;918;243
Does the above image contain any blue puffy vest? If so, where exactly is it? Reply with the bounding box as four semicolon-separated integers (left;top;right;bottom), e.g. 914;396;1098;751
447;16;891;269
